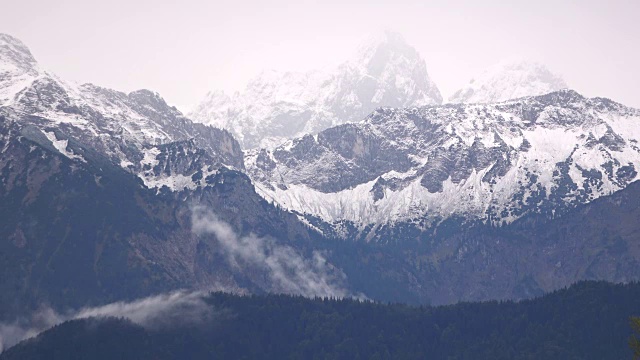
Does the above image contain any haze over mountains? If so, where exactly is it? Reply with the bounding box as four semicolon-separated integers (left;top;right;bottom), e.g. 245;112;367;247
1;29;640;355
190;31;442;149
448;57;568;104
190;31;569;149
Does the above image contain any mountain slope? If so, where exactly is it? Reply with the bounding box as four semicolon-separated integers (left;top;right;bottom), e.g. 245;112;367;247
0;34;40;107
0;113;339;317
341;177;640;304
190;31;442;148
449;57;568;104
0;33;244;191
247;90;640;233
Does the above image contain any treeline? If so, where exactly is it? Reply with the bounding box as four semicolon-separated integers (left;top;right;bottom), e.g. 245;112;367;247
2;281;639;359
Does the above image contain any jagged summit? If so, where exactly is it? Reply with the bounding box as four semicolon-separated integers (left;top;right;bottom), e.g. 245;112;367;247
0;34;244;190
348;30;443;106
190;31;442;149
0;34;43;106
129;88;182;112
353;30;419;68
0;33;38;72
449;57;567;104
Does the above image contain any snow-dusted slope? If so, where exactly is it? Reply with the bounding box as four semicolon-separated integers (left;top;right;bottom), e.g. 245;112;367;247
247;90;640;230
0;33;243;192
449;57;567;104
190;31;442;149
0;34;41;107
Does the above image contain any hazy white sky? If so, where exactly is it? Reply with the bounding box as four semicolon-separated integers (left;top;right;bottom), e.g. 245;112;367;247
3;0;640;110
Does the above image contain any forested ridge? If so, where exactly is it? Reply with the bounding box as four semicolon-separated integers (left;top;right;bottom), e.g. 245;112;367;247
2;281;639;359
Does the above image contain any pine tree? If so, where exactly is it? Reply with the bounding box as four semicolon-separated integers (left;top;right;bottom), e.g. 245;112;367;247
630;317;640;359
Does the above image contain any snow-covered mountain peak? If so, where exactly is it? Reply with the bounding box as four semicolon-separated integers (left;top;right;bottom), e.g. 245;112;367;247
0;34;44;107
353;30;415;66
1;34;245;195
449;57;567;104
345;30;442;106
0;33;38;73
190;31;442;149
128;89;184;116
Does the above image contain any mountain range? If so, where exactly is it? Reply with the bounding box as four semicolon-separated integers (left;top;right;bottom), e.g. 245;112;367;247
248;90;640;236
1;31;639;323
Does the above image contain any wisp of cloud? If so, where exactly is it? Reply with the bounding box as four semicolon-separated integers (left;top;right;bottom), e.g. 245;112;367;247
191;205;350;298
0;207;357;353
0;290;215;353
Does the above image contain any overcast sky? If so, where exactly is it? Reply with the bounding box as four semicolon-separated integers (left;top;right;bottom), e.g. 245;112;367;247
3;0;639;110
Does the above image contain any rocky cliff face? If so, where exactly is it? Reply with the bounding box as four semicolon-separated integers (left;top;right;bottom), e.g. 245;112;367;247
189;31;442;148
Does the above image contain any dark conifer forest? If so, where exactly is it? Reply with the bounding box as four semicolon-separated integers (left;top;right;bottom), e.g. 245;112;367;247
2;281;639;360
